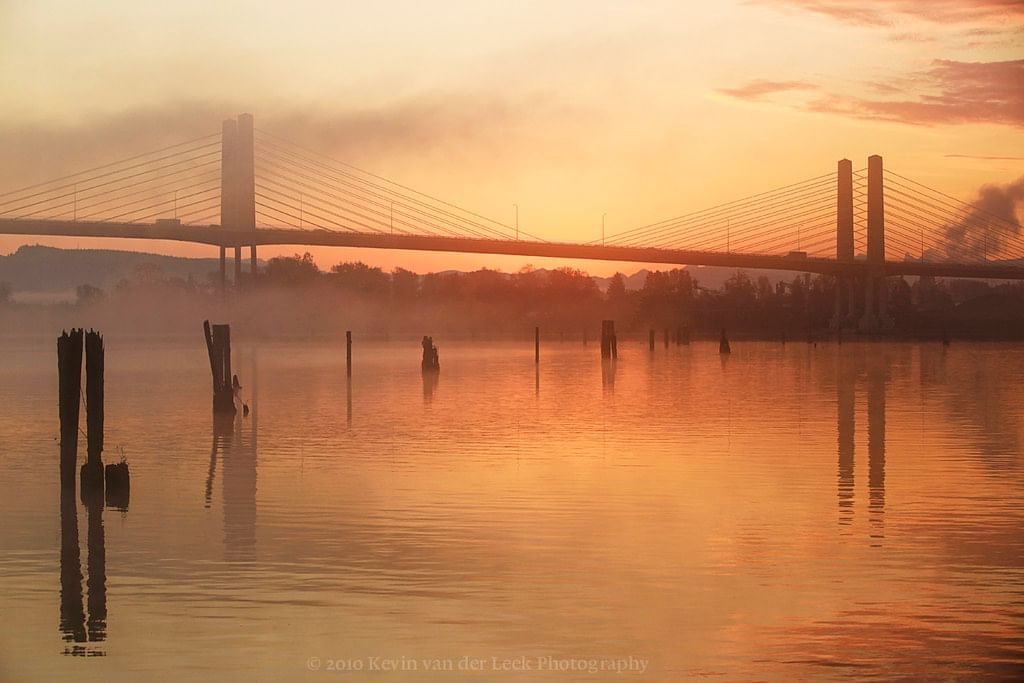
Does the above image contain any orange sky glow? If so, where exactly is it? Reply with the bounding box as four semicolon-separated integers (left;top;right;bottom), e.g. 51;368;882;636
0;0;1021;275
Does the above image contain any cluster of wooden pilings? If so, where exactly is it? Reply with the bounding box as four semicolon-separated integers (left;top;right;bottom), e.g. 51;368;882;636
649;326;692;350
57;329;129;508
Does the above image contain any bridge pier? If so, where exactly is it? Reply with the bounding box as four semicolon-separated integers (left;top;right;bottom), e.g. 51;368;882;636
234;246;242;285
250;245;257;279
219;247;226;291
846;277;859;327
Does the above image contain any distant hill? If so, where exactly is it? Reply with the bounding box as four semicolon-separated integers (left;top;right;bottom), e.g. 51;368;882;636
0;245;224;301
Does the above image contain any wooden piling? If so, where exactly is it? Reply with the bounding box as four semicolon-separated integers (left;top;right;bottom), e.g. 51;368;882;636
649;329;655;351
663;329;669;348
681;326;690;345
81;330;104;500
719;328;731;354
57;329;84;490
346;331;352;377
601;320;617;359
535;327;540;364
204;320;236;414
84;331;103;464
104;460;130;510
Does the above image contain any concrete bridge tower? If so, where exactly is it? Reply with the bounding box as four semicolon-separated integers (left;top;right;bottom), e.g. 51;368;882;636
860;154;890;331
218;113;257;288
831;159;855;329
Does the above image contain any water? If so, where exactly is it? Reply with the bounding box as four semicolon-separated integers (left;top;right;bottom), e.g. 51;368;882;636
1;338;1022;681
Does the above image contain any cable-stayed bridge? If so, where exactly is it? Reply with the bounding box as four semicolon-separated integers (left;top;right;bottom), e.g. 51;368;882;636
1;113;1022;329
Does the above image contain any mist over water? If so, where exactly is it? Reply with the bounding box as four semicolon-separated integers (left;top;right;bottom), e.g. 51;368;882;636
1;338;1022;680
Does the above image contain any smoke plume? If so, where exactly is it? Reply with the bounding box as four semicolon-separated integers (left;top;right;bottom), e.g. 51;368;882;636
944;176;1024;260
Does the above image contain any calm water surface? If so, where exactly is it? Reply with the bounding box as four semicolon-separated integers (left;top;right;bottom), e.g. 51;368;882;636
1;338;1022;681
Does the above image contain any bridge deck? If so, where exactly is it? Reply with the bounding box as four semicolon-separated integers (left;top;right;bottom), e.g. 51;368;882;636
3;218;1023;280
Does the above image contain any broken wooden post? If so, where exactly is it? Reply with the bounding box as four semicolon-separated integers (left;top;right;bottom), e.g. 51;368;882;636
535;327;540;364
80;330;104;501
421;335;440;372
346;331;352;377
204;320;236;414
663;328;669;349
649;329;655;351
104;460;130;510
58;329;84;490
720;328;731;354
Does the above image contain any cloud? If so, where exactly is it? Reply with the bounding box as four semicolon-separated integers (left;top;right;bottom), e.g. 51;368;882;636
806;59;1024;127
945;154;1024;162
750;0;1024;27
0;93;579;193
717;80;819;101
721;59;1023;127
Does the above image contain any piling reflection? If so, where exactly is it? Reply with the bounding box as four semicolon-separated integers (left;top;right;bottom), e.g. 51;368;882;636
59;486;106;655
59;489;85;650
422;368;439;403
346;374;352;426
221;417;257;561
205;351;259;559
601;358;616;391
204;428;219;509
85;498;106;644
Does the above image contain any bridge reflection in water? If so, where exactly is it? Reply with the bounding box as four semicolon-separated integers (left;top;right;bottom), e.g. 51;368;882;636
836;349;887;542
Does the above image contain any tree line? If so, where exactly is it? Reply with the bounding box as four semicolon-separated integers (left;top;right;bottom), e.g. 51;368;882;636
4;252;1024;339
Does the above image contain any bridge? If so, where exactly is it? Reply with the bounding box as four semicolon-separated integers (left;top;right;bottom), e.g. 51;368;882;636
2;113;1022;330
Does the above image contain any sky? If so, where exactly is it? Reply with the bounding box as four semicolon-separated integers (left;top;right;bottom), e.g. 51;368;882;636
0;0;1021;275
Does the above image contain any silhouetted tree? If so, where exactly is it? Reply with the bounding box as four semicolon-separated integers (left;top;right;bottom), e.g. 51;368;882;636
330;261;388;295
391;267;419;302
264;252;319;286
